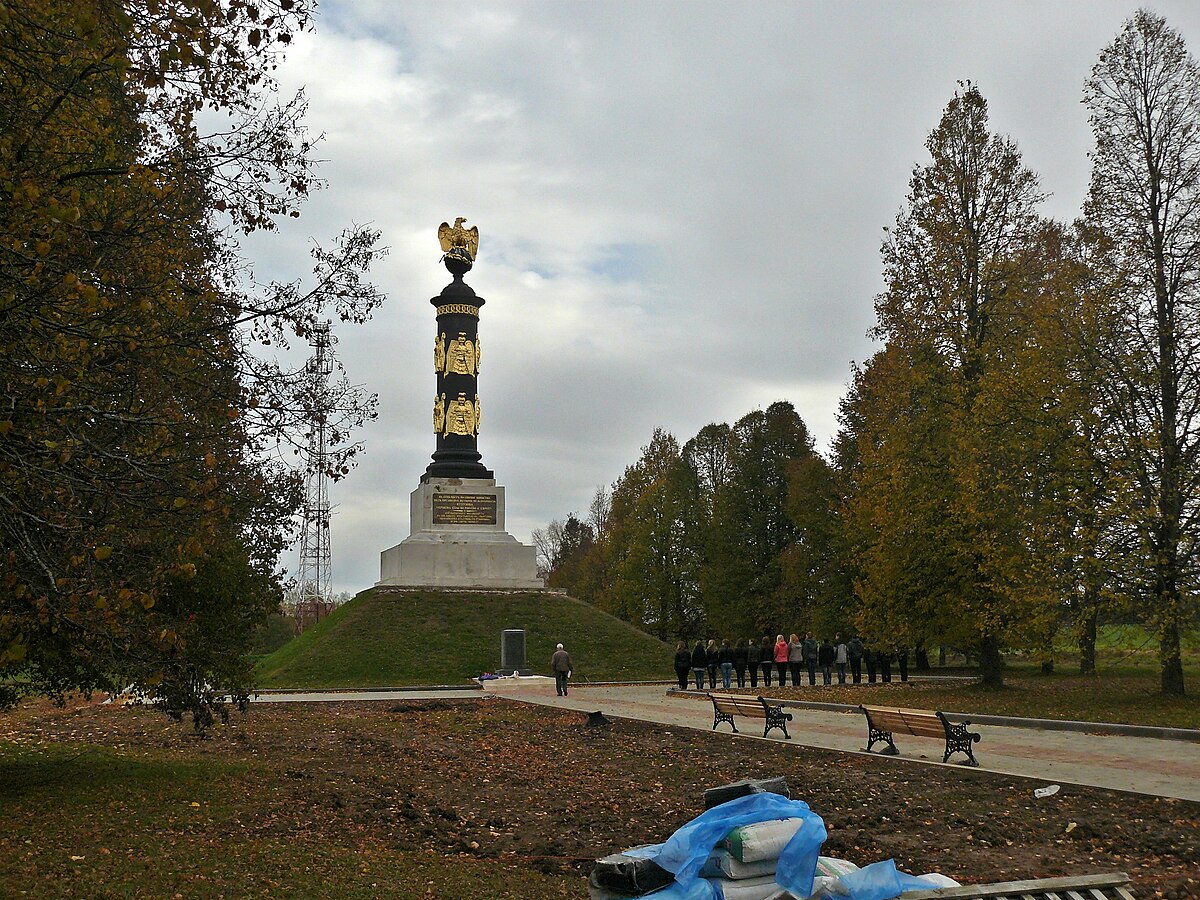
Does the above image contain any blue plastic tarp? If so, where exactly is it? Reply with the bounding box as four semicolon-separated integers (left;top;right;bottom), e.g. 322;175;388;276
643;793;828;897
830;859;943;900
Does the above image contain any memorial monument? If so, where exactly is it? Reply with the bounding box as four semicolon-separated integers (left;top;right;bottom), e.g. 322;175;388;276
377;219;542;590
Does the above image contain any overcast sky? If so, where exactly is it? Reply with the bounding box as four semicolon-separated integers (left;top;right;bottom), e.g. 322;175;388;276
243;1;1200;596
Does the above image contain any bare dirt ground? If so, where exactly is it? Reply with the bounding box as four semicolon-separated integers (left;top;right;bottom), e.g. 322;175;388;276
3;697;1198;898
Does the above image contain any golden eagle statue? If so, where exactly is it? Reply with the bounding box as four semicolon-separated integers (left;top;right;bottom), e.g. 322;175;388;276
438;217;479;262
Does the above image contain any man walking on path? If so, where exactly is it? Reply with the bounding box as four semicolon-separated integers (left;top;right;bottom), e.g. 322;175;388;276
551;643;573;696
835;635;849;684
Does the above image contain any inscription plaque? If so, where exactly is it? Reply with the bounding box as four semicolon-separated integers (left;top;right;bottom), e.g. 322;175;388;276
432;492;497;526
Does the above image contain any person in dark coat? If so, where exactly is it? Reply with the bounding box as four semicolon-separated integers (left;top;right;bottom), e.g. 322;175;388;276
848;636;864;683
706;639;720;690
802;632;818;685
759;636;774;687
865;646;878;684
818;637;835;685
673;641;691;691
879;649;892;683
746;638;762;689
898;647;909;682
551;643;573;696
732;639;749;688
691;640;707;690
718;639;734;688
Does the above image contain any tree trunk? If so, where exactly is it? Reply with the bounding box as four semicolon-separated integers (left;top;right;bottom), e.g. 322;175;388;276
979;633;1003;688
1078;604;1098;676
1151;169;1187;698
1040;622;1055;675
1161;619;1185;695
915;643;931;671
938;645;946;666
1153;520;1186;695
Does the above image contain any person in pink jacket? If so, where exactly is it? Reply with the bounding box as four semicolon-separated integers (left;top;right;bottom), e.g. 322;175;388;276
773;634;789;687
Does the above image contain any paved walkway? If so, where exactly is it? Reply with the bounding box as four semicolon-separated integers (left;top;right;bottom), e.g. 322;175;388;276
484;678;1200;803
253;679;1200;803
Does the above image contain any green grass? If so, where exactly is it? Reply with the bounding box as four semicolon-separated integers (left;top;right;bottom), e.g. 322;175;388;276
774;670;1200;729
0;742;574;898
1038;623;1200;672
253;589;673;689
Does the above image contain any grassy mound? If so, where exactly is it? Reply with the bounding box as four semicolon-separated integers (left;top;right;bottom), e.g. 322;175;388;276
253;589;673;689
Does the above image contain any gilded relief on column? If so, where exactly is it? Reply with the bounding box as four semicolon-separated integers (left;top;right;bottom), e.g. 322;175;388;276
444;332;477;376
434;333;446;374
474;394;481;432
433;393;445;433
444;392;478;436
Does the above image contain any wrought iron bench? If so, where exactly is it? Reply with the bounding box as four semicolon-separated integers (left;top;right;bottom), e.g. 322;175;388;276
708;693;792;739
859;704;981;766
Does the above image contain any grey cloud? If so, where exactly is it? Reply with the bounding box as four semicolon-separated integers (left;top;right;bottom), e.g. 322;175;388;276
257;0;1200;593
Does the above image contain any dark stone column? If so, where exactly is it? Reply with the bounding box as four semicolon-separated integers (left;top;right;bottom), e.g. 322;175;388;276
425;257;493;480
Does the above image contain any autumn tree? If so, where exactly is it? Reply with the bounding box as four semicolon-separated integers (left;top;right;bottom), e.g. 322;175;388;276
533;486;611;600
0;1;384;723
542;408;825;643
683;423;733;515
534;514;594;591
838;345;965;657
598;430;702;640
781;451;852;640
701;402;816;638
853;84;1056;686
1083;10;1200;695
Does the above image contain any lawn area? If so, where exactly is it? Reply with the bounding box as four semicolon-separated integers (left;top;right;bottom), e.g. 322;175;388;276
2;697;1197;898
254;589;672;689
0;701;574;898
757;670;1200;729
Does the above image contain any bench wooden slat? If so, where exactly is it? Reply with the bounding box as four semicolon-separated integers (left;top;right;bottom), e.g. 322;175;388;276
708;693;791;739
712;695;768;717
867;710;947;739
860;704;981;766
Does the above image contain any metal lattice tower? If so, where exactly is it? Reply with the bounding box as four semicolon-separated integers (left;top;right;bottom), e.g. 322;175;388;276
296;323;333;607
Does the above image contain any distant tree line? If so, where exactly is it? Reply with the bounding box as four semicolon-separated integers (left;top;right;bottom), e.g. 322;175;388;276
537;11;1200;695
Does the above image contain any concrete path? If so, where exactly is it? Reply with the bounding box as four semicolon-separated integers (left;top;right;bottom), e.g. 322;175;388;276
251;678;1200;803
480;678;1200;803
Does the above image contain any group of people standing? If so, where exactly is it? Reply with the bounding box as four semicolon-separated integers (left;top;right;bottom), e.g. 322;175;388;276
673;634;909;691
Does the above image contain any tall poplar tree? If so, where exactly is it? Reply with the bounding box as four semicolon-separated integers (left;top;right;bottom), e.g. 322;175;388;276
1084;11;1200;695
860;84;1049;686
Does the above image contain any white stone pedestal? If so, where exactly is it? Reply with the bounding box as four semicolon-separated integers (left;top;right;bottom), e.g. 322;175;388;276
377;478;543;590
